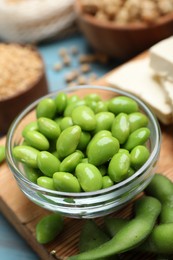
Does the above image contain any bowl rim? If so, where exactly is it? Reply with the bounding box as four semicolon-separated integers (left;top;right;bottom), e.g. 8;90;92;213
75;0;173;31
6;85;161;198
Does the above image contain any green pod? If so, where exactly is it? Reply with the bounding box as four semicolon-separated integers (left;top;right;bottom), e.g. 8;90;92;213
130;145;150;170
53;172;81;192
104;217;128;238
54;92;68;114
23;130;49;151
108;96;139;115
36;98;56;119
102;176;114;189
38;117;61;139
13;145;39;168
87;134;119;166
160;198;173;224
59;116;73;131
111;113;130;144
22;121;38;137
37;176;55;190
145;174;173;203
77;131;91;151
128;112;149;133
79;220;110;253
108;151;130;182
71;105;96;131
23;164;42;183
94;112;115;133
0;145;5;164
59;150;84;172
37;151;61;177
56;125;81;159
75;163;102;192
36;213;64;244
68;196;161;260
123;127;150;151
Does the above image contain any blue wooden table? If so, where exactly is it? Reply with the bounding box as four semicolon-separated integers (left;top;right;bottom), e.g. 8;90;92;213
0;33;119;260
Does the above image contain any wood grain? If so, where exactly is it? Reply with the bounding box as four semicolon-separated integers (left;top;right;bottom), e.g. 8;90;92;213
0;52;173;260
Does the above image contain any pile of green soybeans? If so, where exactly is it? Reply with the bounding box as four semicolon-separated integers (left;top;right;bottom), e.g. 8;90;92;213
13;91;151;192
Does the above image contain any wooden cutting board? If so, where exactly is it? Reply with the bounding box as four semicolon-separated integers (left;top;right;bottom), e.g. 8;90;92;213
1;52;173;260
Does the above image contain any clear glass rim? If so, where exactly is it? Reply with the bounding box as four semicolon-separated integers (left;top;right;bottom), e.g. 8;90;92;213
6;85;161;198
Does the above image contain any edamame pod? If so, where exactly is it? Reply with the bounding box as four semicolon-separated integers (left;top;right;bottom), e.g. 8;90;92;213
68;196;161;260
36;213;64;244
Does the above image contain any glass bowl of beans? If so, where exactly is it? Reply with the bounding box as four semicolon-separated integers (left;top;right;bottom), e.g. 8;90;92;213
6;85;161;218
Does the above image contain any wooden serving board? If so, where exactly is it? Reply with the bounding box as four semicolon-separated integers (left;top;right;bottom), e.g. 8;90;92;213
1;52;173;260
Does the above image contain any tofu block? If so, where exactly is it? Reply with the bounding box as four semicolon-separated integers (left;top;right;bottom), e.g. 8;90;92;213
107;57;173;124
149;36;173;82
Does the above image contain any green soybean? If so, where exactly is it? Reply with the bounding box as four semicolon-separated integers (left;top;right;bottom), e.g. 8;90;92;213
68;196;161;260
59;150;84;172
94;112;115;133
53;172;81;192
56;125;81;159
36;98;56;119
130;145;150;170
64;100;86;117
36;213;64;244
22;121;38;137
75;163;102;192
0;145;5;164
77;131;91;151
94;101;108;113
87;134;119;166
37;176;55;190
108;151;130;182
102;176;114;189
108;96;139;115
54;92;67;114
13;145;39;168
111;113;130;144
23;164;42;183
128;112;149;133
72;105;96;131
37;117;61;139
84;93;101;103
23;130;49;151
37;151;60;177
59;116;73;131
123;127;150;151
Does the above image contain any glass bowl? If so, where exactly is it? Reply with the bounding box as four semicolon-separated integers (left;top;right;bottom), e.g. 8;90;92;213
6;85;161;218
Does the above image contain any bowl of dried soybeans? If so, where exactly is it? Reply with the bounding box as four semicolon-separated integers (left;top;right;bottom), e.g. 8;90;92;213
0;43;48;135
75;0;173;60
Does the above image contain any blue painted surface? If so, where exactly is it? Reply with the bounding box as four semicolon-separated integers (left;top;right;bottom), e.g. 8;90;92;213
0;33;119;259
